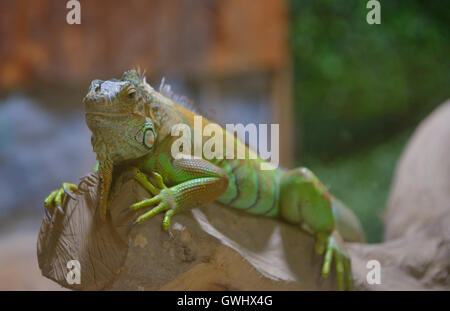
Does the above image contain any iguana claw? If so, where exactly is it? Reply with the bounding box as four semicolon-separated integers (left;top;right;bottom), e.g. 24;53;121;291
63;184;77;200
56;205;65;215
44;206;51;220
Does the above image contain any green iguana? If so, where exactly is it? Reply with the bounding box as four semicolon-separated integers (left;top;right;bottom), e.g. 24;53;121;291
44;69;364;290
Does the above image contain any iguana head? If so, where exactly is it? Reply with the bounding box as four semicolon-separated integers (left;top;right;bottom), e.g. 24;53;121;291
83;70;157;164
82;69;195;221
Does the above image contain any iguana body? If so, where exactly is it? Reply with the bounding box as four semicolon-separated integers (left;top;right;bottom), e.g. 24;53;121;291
45;70;364;290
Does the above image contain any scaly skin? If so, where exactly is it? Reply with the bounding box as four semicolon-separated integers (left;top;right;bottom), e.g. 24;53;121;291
45;69;364;290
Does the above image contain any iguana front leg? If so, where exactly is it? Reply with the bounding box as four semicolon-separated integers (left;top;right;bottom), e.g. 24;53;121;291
279;167;353;290
97;159;113;221
128;158;229;230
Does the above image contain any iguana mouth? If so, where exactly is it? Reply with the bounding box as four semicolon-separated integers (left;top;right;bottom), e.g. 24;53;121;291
83;93;133;117
84;109;145;118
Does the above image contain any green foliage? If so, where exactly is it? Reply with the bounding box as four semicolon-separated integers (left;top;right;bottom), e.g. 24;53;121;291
291;0;449;158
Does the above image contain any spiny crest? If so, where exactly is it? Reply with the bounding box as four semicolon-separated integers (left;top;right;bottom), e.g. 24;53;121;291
121;68;198;114
121;68;154;97
158;77;198;113
122;68;146;87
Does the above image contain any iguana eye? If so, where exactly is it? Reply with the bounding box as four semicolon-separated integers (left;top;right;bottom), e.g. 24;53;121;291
143;128;155;149
127;87;137;99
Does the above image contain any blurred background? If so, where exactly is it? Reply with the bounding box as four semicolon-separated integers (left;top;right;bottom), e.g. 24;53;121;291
0;0;448;289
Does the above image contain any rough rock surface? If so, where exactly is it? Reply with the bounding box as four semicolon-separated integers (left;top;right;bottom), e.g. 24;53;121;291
348;100;450;290
385;100;450;240
38;172;337;290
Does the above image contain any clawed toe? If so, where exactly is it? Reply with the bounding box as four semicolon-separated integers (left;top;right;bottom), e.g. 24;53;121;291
151;172;167;189
63;185;77;200
44;206;51;220
129;220;139;229
56;205;65;215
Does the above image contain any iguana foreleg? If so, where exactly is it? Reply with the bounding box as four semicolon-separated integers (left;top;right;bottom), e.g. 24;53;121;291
97;159;113;221
128;158;229;230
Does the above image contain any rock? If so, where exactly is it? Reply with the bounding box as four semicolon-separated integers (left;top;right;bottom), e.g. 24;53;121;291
348;100;450;290
385;99;450;240
38;172;338;290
